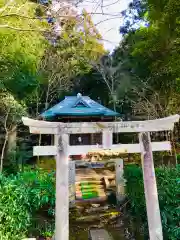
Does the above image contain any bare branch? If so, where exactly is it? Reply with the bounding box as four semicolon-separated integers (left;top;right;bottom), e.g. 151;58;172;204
0;0;14;14
0;24;47;32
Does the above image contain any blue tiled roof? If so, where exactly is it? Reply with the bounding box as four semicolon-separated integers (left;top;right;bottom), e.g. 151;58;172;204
41;93;120;118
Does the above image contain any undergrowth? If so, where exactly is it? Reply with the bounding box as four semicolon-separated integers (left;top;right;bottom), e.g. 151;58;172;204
124;164;180;240
0;169;55;239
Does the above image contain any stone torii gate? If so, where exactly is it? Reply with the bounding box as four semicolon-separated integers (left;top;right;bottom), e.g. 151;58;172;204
22;114;179;240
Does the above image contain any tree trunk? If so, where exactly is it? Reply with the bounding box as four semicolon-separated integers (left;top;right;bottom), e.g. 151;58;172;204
0;133;8;172
7;125;17;153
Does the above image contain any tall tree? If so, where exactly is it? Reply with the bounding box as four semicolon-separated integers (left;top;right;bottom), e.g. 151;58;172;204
0;0;48;168
29;9;106;115
0;91;26;171
112;0;180;119
0;0;47;99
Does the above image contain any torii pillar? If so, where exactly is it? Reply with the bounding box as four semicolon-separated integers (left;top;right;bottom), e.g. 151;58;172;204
54;131;69;239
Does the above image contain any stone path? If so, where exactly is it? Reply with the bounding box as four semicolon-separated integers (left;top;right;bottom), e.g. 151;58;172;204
89;229;113;240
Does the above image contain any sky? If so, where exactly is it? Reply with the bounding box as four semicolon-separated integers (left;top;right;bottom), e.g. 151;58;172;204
78;0;131;51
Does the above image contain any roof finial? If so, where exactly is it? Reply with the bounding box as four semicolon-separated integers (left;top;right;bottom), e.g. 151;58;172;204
77;93;82;98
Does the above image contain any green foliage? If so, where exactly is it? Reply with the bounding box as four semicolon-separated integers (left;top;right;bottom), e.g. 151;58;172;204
14;169;55;212
177;154;180;164
112;0;180;119
124;164;180;240
0;91;27;123
0;174;31;239
0;0;47;100
32;10;106;114
5;143;33;173
40;223;54;238
71;68;110;107
0;0;47;124
0;169;55;239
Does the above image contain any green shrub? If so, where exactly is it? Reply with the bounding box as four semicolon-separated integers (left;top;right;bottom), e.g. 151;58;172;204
0;169;55;239
13;169;55;211
40;222;55;238
176;154;180;164
0;174;31;239
124;165;180;240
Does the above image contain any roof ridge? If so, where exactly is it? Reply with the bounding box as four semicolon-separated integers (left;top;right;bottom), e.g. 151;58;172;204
65;96;90;98
73;98;90;108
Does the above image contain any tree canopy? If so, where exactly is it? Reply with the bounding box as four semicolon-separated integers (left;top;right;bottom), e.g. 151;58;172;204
112;0;180;119
0;0;47;99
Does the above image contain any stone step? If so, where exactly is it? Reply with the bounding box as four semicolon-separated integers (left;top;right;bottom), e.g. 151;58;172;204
89;229;113;240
